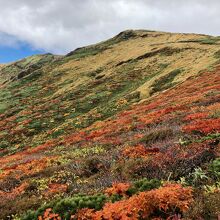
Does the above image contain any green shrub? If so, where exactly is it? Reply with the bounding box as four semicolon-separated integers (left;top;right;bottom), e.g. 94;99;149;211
21;210;36;220
209;158;220;179
131;128;173;145
190;167;209;187
66;46;106;59
109;193;123;203
27;121;43;131
51;129;65;138
199;37;220;45
127;178;161;196
21;194;107;220
0;140;9;149
214;50;220;59
150;69;182;95
0;103;8;114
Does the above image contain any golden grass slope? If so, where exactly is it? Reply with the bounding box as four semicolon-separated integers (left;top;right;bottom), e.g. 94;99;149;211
51;30;220;99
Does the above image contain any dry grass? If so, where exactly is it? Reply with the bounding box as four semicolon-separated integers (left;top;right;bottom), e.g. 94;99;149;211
50;31;220;99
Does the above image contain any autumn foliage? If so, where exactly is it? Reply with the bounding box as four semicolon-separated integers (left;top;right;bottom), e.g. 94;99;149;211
122;145;159;158
105;183;131;197
43;183;68;197
0;182;28;200
73;184;193;220
182;118;220;134
38;208;61;220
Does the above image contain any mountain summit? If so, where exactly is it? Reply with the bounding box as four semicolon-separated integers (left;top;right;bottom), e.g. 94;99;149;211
0;30;220;219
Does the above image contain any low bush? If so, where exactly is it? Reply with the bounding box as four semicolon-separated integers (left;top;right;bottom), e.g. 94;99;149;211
209;158;220;179
22;194;107;220
214;49;220;59
150;68;182;95
132;128;173;145
127;178;161;195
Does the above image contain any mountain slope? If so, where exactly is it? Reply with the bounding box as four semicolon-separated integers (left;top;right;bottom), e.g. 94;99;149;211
0;30;220;219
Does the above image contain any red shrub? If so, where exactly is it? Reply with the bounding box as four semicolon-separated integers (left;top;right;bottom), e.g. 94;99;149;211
184;112;208;121
65;131;86;145
183;118;220;134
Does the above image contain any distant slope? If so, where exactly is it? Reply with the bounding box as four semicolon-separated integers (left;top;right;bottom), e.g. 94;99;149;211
0;30;220;219
0;54;59;84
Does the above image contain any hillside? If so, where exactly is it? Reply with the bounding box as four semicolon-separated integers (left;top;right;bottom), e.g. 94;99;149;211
0;30;219;219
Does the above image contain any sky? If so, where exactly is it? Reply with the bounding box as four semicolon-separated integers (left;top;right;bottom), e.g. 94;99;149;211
0;0;220;63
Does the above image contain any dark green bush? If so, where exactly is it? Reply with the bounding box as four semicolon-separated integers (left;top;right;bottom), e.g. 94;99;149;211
199;37;220;45
209;158;220;179
127;178;161;196
109;193;123;203
21;194;107;220
51;129;65;138
214;50;220;59
0;140;9;149
27;121;43;131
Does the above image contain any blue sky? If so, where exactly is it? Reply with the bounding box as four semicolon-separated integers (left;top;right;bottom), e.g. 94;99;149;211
0;43;43;64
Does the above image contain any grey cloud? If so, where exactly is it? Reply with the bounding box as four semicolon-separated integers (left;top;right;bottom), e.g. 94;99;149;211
0;0;219;54
0;32;20;47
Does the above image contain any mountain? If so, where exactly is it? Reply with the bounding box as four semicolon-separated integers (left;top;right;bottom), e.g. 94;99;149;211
0;30;219;219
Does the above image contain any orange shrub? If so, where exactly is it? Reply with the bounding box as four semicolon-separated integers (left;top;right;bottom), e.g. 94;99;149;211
65;131;86;145
44;183;68;197
38;208;61;220
73;184;193;220
1;156;57;180
122;145;159;158
71;208;96;220
105;183;131;197
0;182;28;200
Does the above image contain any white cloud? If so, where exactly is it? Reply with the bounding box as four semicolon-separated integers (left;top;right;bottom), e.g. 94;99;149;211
0;0;220;54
